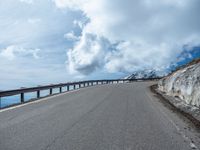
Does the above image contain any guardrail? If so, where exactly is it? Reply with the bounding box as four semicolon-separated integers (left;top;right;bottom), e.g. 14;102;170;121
0;78;160;109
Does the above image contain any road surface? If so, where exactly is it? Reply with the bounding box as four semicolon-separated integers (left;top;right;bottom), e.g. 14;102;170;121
0;82;199;150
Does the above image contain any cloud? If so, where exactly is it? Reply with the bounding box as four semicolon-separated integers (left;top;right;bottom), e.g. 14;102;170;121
73;20;84;29
67;33;111;75
54;0;200;74
64;31;79;41
19;0;34;4
1;0;200;89
0;0;86;89
0;45;40;60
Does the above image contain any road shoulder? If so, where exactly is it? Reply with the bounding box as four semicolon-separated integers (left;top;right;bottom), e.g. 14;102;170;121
150;84;200;130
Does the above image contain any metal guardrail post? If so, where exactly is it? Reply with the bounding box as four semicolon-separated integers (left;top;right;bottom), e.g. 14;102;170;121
50;88;53;95
0;97;1;109
21;93;24;103
73;84;76;90
59;87;62;93
37;90;40;98
67;85;69;91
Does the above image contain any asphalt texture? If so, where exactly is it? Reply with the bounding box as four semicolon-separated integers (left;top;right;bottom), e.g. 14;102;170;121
0;82;198;150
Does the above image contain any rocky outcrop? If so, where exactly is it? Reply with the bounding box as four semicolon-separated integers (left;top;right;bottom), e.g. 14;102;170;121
158;60;200;107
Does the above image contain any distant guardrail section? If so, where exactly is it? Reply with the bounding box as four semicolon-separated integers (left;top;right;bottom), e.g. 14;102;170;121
0;78;160;109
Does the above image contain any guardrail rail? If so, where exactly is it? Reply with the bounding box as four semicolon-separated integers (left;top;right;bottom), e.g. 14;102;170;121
0;78;160;109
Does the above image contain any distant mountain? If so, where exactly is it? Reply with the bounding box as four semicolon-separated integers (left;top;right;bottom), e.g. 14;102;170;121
125;70;165;79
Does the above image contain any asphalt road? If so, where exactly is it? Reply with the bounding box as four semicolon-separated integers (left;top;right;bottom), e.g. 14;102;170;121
0;82;198;150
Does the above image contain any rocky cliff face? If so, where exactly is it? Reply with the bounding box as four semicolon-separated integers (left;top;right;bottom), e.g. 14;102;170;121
158;60;200;107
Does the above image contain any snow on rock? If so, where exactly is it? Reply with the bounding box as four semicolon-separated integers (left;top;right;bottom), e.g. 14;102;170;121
158;62;200;107
125;70;164;79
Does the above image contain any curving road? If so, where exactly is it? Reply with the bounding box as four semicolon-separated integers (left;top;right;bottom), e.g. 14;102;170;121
0;82;198;150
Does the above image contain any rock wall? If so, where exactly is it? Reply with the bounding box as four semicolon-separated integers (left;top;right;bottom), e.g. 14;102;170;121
158;62;200;107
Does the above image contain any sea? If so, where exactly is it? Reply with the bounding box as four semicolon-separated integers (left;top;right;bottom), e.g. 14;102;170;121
0;86;75;108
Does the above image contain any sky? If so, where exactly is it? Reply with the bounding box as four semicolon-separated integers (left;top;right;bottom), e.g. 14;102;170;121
0;0;200;90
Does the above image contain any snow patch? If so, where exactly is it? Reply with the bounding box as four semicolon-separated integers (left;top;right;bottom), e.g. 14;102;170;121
158;62;200;107
125;69;165;79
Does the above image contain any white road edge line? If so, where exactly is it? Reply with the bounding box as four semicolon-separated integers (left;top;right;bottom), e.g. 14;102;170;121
146;92;199;150
0;88;84;113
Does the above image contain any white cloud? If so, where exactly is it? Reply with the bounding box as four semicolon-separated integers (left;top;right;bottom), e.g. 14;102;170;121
0;0;84;89
53;0;84;9
67;33;110;75
0;45;40;60
64;31;79;41
73;20;83;29
19;0;34;4
54;0;200;74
